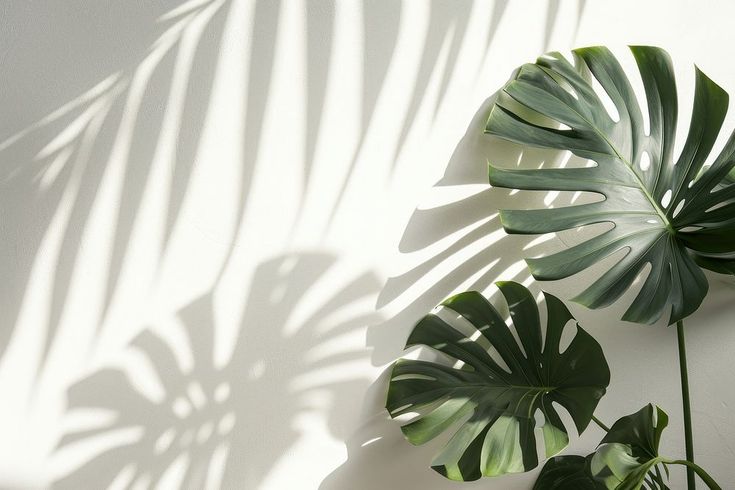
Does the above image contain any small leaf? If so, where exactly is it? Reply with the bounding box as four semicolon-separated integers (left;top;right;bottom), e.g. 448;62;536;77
386;282;610;481
600;403;668;460
590;404;671;490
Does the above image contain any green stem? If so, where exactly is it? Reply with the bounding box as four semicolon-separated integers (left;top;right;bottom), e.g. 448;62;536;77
591;414;610;432
668;460;722;490
676;320;696;490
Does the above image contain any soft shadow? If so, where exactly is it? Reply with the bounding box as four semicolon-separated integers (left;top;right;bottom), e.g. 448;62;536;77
52;252;383;489
389;0;473;169
325;0;508;229
0;0;257;370
320;368;532;490
368;91;585;366
325;90;589;487
0;0;182;139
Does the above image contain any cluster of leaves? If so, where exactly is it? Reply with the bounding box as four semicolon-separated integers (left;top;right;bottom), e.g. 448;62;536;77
387;284;679;488
536;404;671;489
386;46;734;489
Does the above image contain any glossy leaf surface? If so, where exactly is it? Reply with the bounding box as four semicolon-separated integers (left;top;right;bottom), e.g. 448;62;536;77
386;282;610;480
591;404;670;489
486;46;735;325
534;455;604;489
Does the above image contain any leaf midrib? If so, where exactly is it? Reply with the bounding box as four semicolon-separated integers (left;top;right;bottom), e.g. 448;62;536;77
510;74;672;231
555;87;673;232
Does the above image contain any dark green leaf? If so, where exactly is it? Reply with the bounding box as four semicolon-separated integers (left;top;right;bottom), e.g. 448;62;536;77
386;282;610;481
486;46;735;325
591;404;671;490
534;455;605;489
600;403;668;460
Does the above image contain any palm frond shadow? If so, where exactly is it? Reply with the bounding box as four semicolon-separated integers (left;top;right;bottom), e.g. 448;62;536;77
0;0;188;139
323;89;595;487
52;252;383;489
0;0;230;368
1;0;587;373
326;0;506;229
0;0;427;372
321;368;539;490
367;91;590;367
327;0;588;230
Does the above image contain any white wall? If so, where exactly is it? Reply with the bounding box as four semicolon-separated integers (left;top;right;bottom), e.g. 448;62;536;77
1;0;735;488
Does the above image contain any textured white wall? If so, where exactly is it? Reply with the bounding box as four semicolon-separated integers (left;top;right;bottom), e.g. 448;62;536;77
1;0;735;488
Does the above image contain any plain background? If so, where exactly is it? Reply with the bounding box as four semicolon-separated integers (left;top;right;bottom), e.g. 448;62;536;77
1;0;735;488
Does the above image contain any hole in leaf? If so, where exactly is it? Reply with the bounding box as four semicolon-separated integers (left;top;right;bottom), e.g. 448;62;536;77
393;411;421;423
552;401;578;438
706;199;735;213
590;73;620;122
452;359;467;369
672;199;686;218
389;404;413;415
679;226;702;233
534;409;545;428
558;319;577;354
661;189;672;208
391;374;437;382
639;151;650;171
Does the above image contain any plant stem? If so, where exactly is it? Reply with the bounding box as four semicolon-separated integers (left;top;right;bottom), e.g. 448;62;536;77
676;320;696;490
668;460;721;490
591;414;610;432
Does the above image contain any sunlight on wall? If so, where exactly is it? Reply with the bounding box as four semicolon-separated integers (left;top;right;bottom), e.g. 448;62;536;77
2;0;735;489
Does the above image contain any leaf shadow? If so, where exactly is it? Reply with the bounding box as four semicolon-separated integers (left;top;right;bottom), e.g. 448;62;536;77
368;91;585;366
325;0;510;230
52;252;384;489
0;0;233;371
320;371;535;490
323;90;589;487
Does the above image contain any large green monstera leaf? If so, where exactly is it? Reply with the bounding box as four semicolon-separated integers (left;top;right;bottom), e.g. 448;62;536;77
486;46;735;325
385;282;610;481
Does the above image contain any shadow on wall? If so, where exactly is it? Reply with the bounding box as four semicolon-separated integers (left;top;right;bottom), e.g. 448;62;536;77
323;92;592;489
52;252;383;489
0;0;521;373
368;92;590;366
0;0;186;137
0;0;591;487
0;0;232;371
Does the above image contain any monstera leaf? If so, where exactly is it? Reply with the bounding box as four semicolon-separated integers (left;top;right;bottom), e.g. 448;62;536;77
590;404;670;489
486;46;735;325
536;405;671;489
534;455;604;489
386;282;610;481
